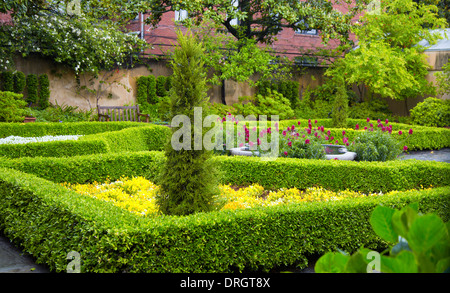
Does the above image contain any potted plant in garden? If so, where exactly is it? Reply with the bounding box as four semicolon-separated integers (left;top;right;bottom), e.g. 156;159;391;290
23;107;36;123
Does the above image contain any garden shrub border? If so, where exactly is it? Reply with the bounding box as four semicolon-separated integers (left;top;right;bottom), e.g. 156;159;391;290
0;119;449;273
0;125;171;158
0;121;148;138
1;151;449;193
0;167;448;273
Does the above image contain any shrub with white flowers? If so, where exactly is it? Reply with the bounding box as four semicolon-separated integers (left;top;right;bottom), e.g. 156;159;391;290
0;10;148;75
0;135;83;145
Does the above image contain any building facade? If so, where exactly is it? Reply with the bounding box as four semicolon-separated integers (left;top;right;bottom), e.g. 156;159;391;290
126;9;347;64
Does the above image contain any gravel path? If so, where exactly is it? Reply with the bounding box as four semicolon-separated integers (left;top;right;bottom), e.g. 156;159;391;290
400;148;450;163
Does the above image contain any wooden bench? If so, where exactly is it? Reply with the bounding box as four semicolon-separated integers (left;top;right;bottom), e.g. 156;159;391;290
97;105;150;123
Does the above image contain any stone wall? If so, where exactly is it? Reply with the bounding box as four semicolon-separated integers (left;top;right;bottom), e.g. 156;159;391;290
11;53;449;116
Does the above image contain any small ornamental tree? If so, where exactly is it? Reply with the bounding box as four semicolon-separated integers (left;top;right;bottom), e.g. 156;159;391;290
136;76;149;106
25;73;38;105
13;71;26;94
156;75;167;97
146;75;158;104
156;31;219;216
1;71;14;92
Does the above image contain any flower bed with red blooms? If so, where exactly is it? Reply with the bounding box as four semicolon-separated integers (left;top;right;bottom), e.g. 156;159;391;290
217;115;420;161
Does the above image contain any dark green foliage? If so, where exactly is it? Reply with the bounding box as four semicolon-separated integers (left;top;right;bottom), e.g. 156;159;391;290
156;32;218;216
156;75;167;97
13;71;26;94
0;167;448;272
165;75;172;92
38;74;50;109
257;80;270;96
136;76;149;106
146;75;158;104
25;74;38;104
0;91;27;122
287;80;300;108
1;71;14;92
410;97;450;127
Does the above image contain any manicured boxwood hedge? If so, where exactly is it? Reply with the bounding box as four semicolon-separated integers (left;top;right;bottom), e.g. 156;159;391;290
1;151;449;193
0;121;148;138
0;167;448;273
0;125;171;158
213;155;450;193
0;151;166;184
0;139;108;159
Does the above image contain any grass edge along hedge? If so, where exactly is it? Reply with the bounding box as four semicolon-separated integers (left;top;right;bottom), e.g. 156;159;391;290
1;151;449;193
0;167;448;273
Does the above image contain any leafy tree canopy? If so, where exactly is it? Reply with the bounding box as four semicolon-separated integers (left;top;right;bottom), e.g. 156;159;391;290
100;0;370;46
325;0;448;101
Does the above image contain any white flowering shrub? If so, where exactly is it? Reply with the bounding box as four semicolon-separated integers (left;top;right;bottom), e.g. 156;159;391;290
0;135;82;145
0;10;148;74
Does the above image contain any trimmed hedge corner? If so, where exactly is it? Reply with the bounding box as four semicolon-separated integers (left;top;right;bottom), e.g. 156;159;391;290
0;167;448;273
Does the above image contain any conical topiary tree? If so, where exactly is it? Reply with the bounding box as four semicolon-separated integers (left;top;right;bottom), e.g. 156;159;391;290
155;31;219;216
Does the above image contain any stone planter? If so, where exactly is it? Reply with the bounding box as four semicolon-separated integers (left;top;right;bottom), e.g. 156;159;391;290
323;144;357;160
229;144;357;160
23;117;36;123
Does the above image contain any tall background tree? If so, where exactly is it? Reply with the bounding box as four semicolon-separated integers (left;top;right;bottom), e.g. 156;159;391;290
413;0;450;25
324;0;448;111
74;0;371;90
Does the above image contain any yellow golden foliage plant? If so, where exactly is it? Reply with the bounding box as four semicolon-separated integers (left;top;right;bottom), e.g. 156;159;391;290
62;176;401;216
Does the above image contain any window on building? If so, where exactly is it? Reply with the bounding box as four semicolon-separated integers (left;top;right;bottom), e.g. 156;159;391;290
175;9;188;21
295;20;318;35
229;0;239;26
294;55;319;67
